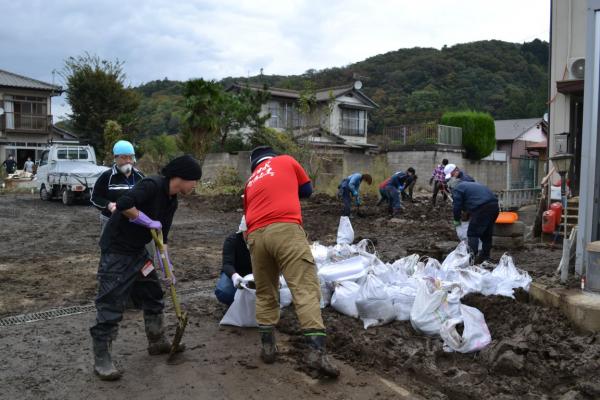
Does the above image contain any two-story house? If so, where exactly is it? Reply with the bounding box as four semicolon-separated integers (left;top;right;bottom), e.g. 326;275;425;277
227;82;379;151
0;69;76;169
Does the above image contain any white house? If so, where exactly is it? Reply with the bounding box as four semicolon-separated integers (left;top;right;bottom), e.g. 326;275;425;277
227;82;379;151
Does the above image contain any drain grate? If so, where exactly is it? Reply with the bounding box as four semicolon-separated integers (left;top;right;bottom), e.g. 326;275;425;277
0;285;214;328
0;305;96;327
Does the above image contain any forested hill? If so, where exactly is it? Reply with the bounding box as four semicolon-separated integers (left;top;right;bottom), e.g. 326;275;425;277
135;39;548;135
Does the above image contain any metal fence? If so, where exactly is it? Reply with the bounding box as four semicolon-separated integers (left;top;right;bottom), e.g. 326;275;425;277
378;124;462;148
498;188;541;210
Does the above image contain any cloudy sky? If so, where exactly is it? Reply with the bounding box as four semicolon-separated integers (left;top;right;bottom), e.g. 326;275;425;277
0;0;550;118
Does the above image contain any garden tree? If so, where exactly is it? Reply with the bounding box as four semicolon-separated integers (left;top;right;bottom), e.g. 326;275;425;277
138;134;179;174
178;79;270;158
102;120;126;164
441;111;496;160
61;53;140;158
135;94;185;138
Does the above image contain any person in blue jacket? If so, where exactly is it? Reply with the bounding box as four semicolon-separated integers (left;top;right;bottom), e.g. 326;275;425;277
338;172;372;216
384;167;416;217
449;179;499;264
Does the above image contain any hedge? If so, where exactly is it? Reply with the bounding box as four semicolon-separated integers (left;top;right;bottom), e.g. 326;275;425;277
441;111;496;160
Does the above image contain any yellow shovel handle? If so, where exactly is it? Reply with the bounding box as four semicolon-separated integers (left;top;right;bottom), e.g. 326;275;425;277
151;229;183;319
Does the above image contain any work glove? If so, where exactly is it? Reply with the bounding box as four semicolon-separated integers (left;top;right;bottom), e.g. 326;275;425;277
452;219;461;227
107;202;117;213
231;273;243;288
129;211;162;230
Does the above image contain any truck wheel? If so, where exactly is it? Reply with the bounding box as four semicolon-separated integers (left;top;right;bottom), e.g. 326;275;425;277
40;186;51;201
62;189;74;205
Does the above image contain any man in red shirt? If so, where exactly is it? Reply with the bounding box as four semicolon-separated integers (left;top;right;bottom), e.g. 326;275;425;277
244;146;339;378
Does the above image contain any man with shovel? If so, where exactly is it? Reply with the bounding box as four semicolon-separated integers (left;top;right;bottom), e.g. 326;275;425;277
244;146;339;378
90;154;202;381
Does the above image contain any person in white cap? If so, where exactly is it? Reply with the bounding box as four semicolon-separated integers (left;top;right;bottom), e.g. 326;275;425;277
214;216;253;306
444;163;475;183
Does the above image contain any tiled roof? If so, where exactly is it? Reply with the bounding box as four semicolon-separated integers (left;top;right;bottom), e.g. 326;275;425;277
0;69;62;92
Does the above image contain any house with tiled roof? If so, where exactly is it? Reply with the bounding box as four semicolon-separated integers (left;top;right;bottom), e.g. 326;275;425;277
0;69;76;168
227;82;379;152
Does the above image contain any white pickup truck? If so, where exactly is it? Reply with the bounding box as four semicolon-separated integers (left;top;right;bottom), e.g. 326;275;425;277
36;142;109;205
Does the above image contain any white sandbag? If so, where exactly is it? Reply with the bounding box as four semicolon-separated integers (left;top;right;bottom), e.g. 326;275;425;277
414;258;442;280
456;268;485;295
318;255;369;283
410;278;450;336
356;273;396;329
386;284;417;321
441;242;471;271
445;284;463;319
337;216;354;245
328;243;357;261
390;254;420;278
491;253;532;297
331;281;360;318
320;278;333;308
220;280;258;327
456;221;469;241
279;276;292;308
365;257;394;284
311;242;330;267
440;304;492;353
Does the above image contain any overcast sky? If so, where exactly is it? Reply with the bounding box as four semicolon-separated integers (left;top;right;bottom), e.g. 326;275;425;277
0;0;550;118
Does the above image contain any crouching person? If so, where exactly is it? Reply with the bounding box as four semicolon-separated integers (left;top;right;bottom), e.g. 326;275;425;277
89;155;202;381
244;146;339;378
214;217;253;306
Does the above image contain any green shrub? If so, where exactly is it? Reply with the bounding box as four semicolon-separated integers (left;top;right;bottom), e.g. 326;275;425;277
441;111;495;160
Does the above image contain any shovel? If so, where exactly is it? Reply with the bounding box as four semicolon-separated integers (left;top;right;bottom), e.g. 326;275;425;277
151;229;188;363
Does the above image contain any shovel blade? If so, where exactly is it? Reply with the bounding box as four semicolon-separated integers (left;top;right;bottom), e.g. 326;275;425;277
167;312;188;363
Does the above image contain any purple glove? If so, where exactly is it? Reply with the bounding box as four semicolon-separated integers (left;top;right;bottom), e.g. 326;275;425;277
129;211;162;230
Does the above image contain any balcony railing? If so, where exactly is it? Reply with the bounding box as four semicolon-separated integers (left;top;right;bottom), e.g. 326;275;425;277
1;112;53;132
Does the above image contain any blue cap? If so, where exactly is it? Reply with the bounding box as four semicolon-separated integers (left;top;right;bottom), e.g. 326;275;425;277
113;140;135;156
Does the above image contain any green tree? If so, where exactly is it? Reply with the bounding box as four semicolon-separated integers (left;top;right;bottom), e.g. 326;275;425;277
139;134;179;174
441;111;496;160
102;120;125;164
62;53;140;158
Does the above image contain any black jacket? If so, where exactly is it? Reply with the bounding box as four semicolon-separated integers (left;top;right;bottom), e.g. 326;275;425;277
91;165;145;218
100;176;177;254
221;232;252;278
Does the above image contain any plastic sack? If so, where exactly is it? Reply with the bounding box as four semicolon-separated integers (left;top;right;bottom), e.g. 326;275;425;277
279;276;292;308
356;273;396;329
311;242;330;267
318;255;369;283
386;284;417;321
414;258;442;280
456;221;469;241
320;278;333;308
337;216;354;245
331;281;360;318
220;279;258;327
410;278;450;336
491;253;532;297
440;304;492;353
441;242;471;271
390;254;420;278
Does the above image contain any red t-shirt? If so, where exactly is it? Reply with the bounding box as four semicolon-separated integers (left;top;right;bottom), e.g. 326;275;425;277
244;155;310;234
379;178;390;190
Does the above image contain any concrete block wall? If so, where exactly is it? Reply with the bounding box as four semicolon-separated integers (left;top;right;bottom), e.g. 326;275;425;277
387;148;507;192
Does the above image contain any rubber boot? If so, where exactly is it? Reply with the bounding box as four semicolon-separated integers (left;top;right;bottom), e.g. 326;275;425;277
305;334;340;378
144;313;185;355
259;325;277;364
92;339;122;381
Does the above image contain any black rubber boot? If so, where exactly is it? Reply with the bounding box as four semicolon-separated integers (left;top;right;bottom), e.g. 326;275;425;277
259;325;277;364
92;339;122;381
305;334;340;378
144;313;185;355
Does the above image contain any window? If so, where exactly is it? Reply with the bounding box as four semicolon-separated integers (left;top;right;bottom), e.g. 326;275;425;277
39;151;49;166
11;95;48;130
57;147;90;160
266;101;301;129
340;109;367;136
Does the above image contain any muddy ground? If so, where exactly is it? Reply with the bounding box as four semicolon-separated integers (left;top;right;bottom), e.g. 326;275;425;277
1;192;598;400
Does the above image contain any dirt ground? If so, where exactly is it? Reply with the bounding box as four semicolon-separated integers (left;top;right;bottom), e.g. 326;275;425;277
1;192;598;400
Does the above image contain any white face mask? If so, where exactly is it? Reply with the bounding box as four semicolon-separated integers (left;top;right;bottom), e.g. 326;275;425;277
118;163;133;175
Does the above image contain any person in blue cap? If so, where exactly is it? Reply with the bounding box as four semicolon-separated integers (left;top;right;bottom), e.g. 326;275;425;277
338;172;372;216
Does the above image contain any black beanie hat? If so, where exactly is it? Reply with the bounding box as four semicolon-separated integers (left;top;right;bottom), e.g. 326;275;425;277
250;146;277;172
161;155;202;180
